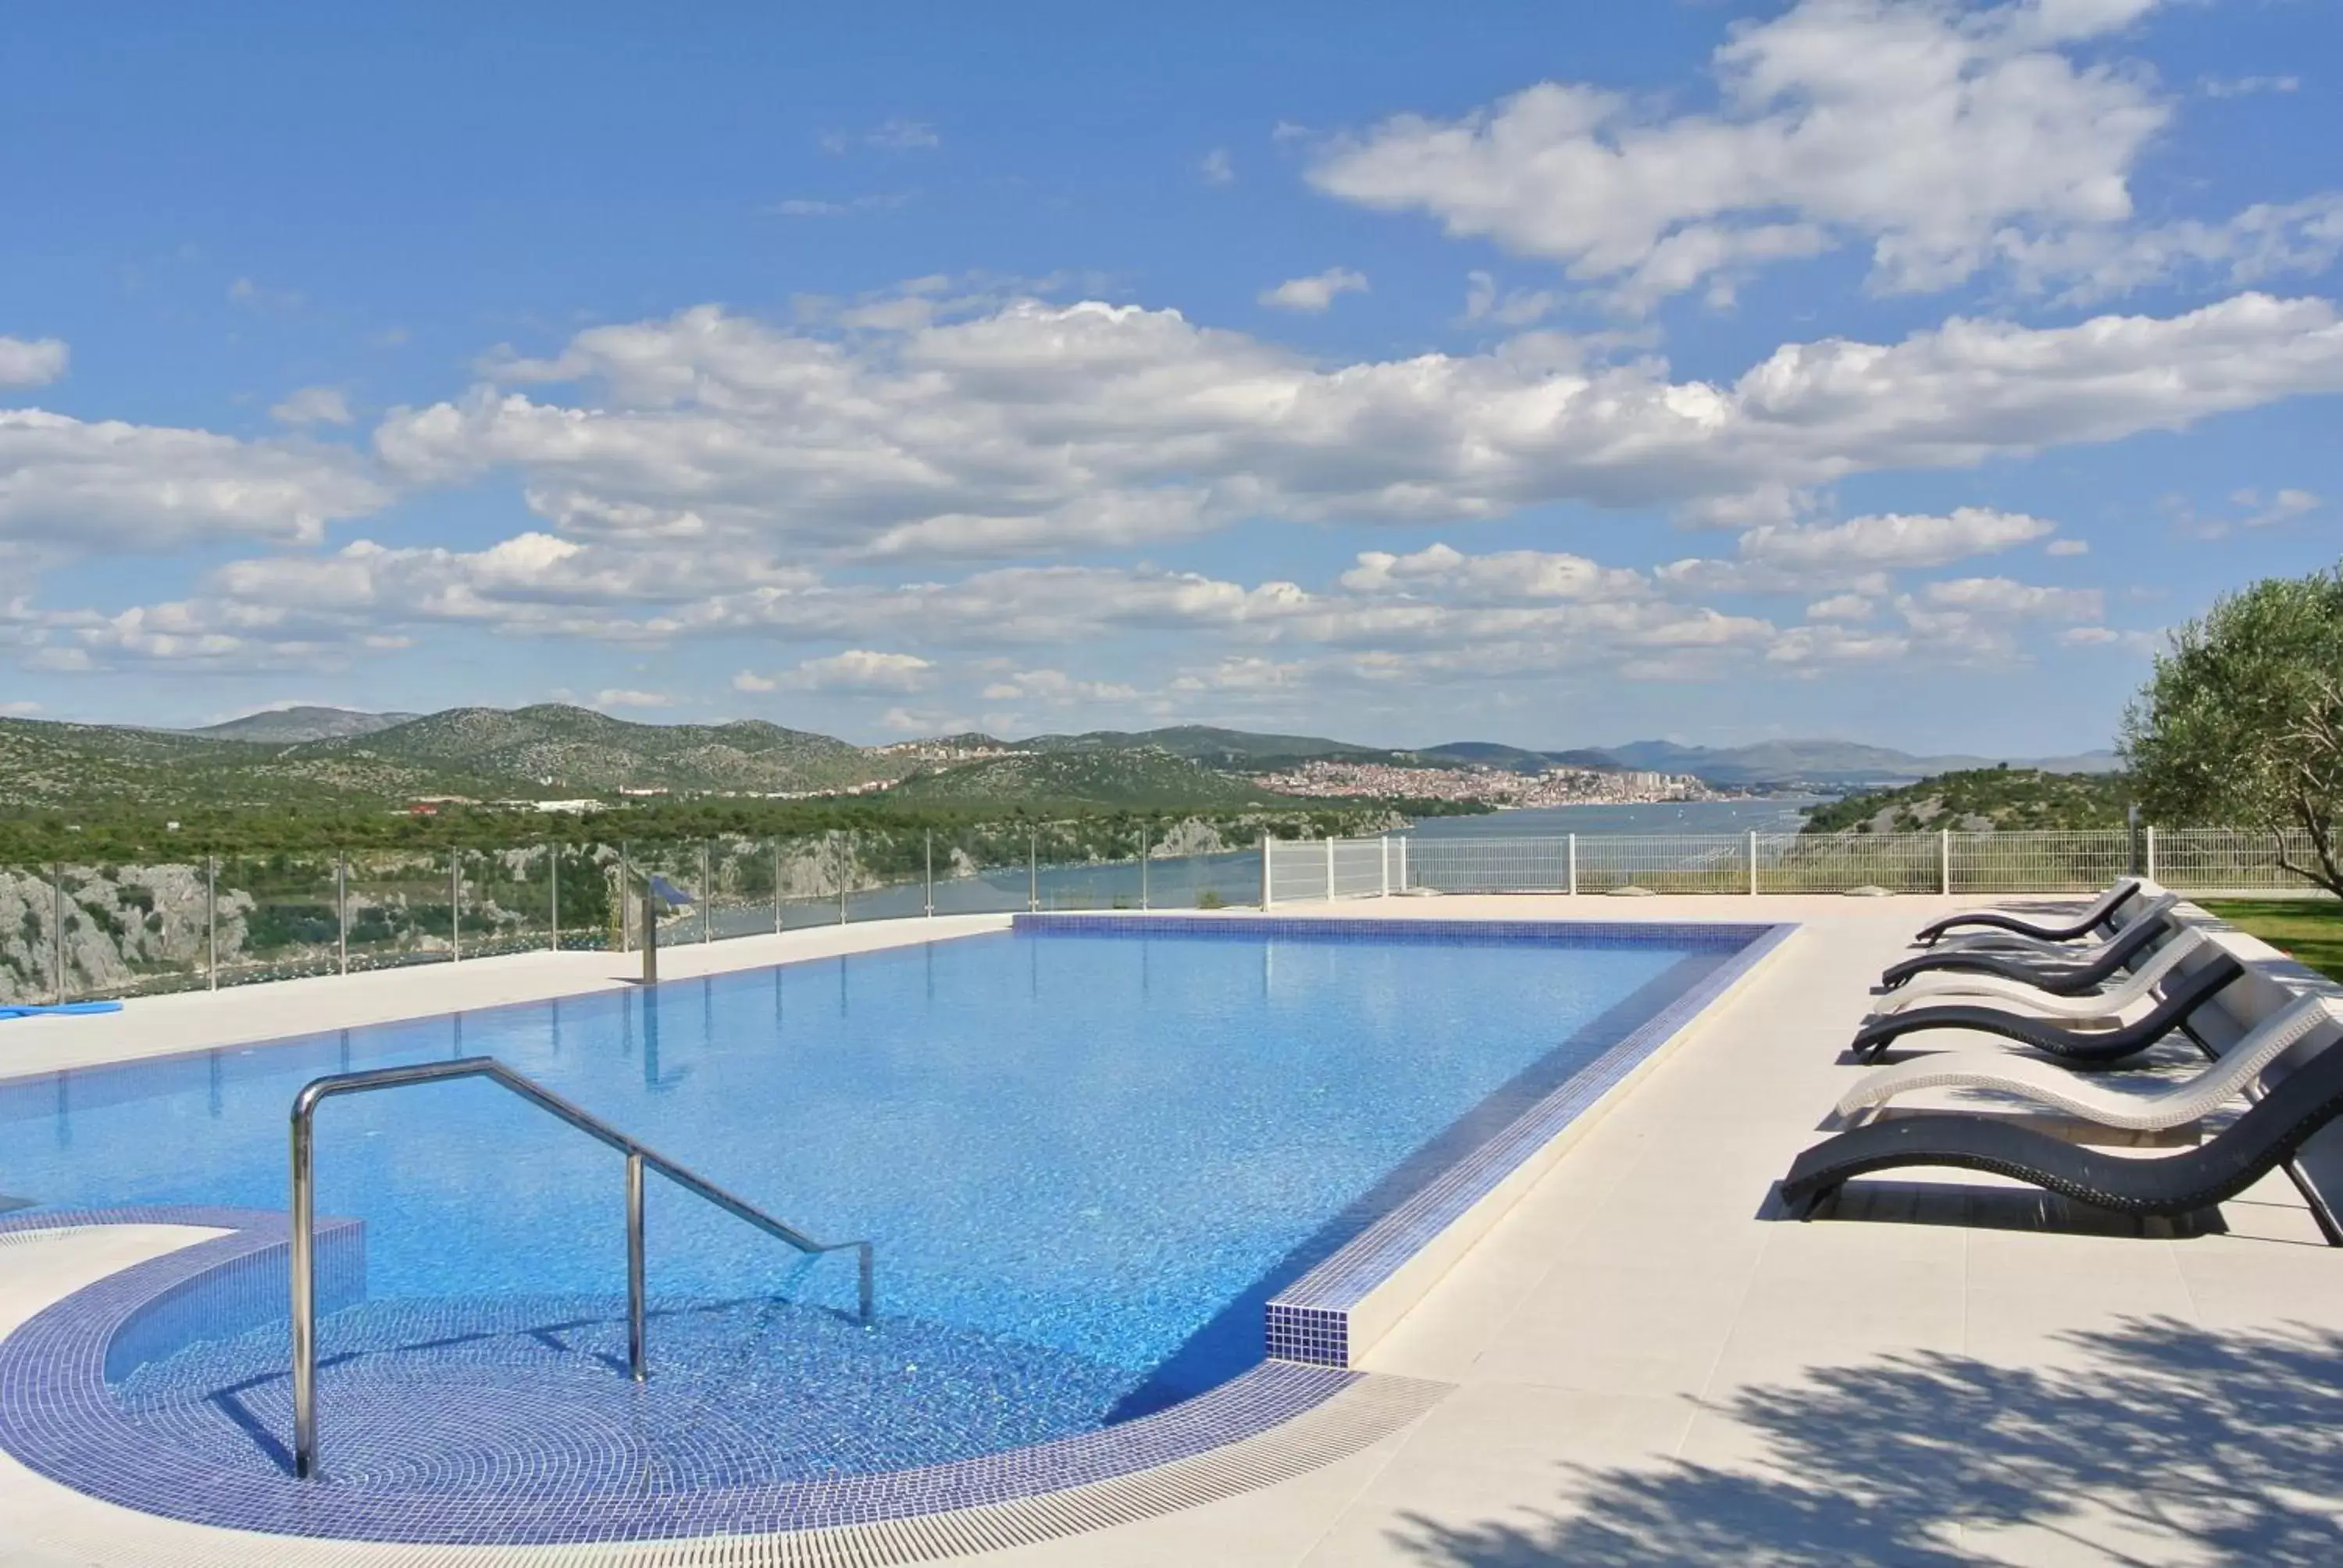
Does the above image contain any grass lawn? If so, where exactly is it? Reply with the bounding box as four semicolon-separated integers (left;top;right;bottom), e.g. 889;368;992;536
2201;898;2343;982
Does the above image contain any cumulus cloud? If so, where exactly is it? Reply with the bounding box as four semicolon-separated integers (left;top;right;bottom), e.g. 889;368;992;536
1660;507;2060;594
0;409;390;555
1339;542;1646;603
367;292;2343;568
980;668;1139;704
1200;148;1235;186
593;688;676;709
270;386;353;426
0;337;68;387
1462;271;1559;326
2045;537;2091;556
2002;194;2343;305
744;649;936;693
1804;592;1876;622
1258;267;1369;312
1307;0;2191;309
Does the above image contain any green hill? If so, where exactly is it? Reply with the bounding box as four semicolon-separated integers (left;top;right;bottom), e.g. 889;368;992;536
888;749;1302;810
1802;767;2137;834
191;706;419;743
1024;725;1383;767
0;716;509;812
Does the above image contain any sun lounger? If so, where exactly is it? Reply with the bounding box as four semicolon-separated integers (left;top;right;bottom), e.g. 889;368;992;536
1781;1007;2343;1221
1868;930;2209;1021
1837;995;2341;1131
1913;879;2141;947
1878;897;2177;992
1920;890;2178;960
1852;953;2241;1064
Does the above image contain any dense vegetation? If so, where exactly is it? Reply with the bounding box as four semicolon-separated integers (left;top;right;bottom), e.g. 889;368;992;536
2125;562;2343;899
1801;767;2138;834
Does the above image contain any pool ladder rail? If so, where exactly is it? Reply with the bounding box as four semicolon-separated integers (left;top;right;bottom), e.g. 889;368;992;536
287;1055;875;1481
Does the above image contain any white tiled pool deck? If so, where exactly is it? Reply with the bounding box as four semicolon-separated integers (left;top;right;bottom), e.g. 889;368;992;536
3;896;2338;1566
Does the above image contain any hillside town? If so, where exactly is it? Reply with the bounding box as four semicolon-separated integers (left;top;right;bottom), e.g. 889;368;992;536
1250;759;1724;807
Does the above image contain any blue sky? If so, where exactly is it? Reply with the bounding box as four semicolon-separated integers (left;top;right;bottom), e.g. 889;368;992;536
2;0;2338;754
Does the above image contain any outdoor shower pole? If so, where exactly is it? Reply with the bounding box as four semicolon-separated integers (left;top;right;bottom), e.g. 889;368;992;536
448;851;462;964
641;889;658;984
337;853;349;975
2145;825;2158;882
1325;836;1336;900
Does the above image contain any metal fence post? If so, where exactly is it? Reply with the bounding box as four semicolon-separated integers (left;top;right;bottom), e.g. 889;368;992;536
50;864;66;1006
548;846;560;953
619;843;633;954
702;841;712;945
337;853;349;975
449;850;462;964
1398;835;1408;893
1325;836;1336;900
206;855;218;991
1260;835;1274;909
773;840;784;934
1747;831;1760;896
1139;824;1150;911
1028;829;1039;914
2145;825;2158;882
1567;834;1578;896
1939;830;1952;896
838;832;851;925
1381;835;1392;897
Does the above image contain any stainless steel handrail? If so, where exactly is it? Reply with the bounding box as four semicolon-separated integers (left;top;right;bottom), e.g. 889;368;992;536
287;1055;874;1481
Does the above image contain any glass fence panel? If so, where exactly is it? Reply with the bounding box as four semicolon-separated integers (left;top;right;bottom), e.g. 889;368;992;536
344;850;459;972
926;823;1042;917
550;843;622;951
461;844;554;959
840;826;935;923
28;861;211;1000
210;851;346;987
1028;818;1143;912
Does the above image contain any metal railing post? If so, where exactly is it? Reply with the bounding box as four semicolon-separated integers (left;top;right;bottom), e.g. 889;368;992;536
1027;830;1038;913
838;832;851;925
50;864;65;1006
1260;835;1274;908
641;889;658;984
548;847;560;953
702;842;712;945
626;1150;647;1381
1940;829;1952;896
1379;836;1391;898
1140;824;1150;911
449;850;462;964
1398;835;1408;893
619;843;632;953
337;853;349;975
1748;831;1760;896
924;830;934;918
290;1103;319;1477
1567;834;1578;896
1325;836;1336;900
774;840;784;934
2145;824;2158;882
206;856;218;990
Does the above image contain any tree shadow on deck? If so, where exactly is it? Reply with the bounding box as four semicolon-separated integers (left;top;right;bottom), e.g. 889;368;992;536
1388;1317;2343;1566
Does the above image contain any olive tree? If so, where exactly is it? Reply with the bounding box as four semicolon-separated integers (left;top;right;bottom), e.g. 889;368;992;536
2121;564;2343;899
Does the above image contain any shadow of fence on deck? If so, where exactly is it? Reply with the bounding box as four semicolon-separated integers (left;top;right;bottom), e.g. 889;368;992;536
1387;1316;2343;1566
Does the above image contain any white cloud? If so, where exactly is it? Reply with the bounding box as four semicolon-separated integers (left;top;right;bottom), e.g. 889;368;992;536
1804;593;1876;622
1339;542;1647;603
0;337;68;388
369;292;2343;567
981;668;1139;704
1308;0;2173;309
822;119;940;152
0;408;390;554
1200;148;1235;185
1462;271;1559;326
751;648;936;693
2201;75;2298;99
2045;537;2091;556
2165;485;2323;538
771;192;914;218
1741;508;2056;570
0;699;41;716
270;385;353;426
1916;575;2104;620
593;688;675;709
1258;267;1369;312
2002;193;2343;305
1767;623;1913;667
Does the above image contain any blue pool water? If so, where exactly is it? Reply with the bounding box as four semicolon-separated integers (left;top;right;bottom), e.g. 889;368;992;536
3;925;1730;1478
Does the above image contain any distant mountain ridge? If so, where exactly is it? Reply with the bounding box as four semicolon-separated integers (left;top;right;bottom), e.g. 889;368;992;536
0;704;2122;814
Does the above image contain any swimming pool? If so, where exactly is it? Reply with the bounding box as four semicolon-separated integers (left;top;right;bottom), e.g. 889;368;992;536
0;916;1782;1539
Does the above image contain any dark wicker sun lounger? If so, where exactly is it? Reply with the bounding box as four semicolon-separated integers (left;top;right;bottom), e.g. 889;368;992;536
1781;1022;2343;1222
1879;901;2176;992
1851;953;2244;1064
1913;878;2141;948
